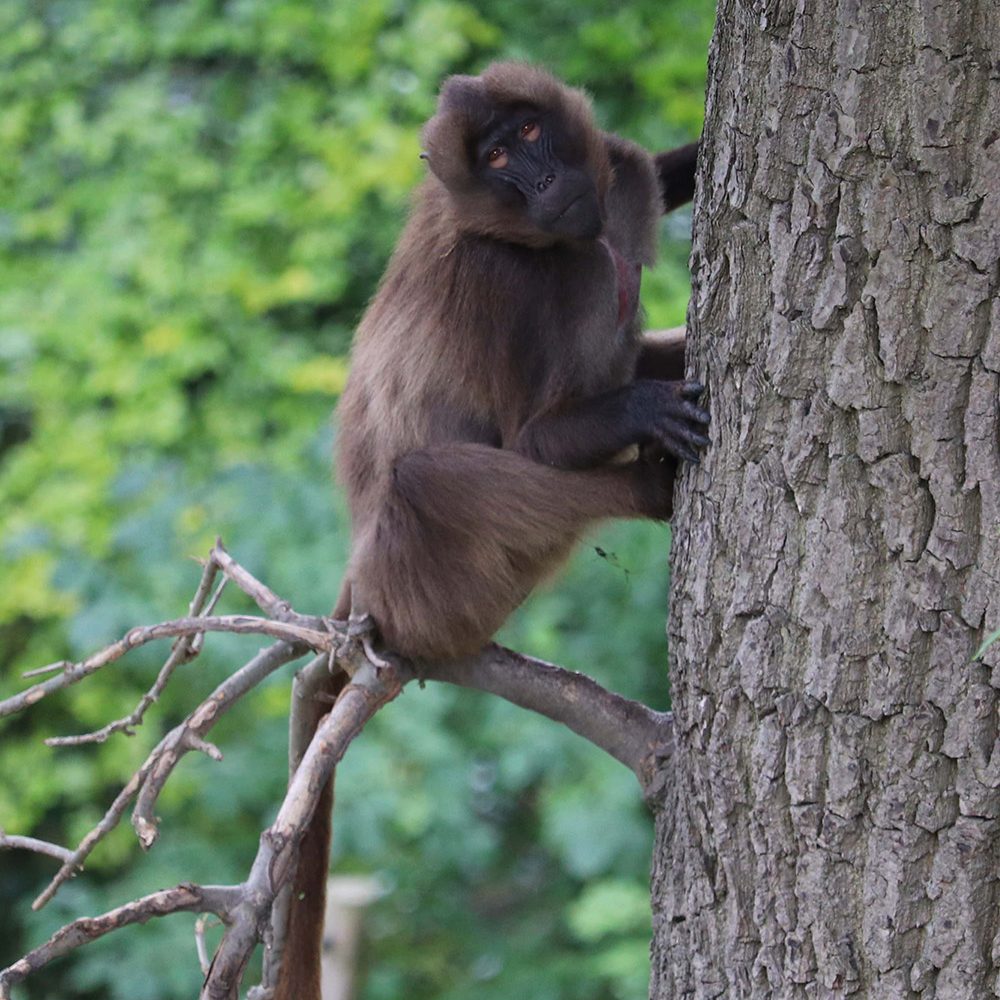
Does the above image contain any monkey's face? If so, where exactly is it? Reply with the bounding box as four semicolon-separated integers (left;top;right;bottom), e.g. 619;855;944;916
422;66;612;247
472;104;603;241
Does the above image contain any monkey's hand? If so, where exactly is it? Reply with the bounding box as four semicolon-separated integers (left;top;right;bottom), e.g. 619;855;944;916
630;379;710;465
514;379;708;471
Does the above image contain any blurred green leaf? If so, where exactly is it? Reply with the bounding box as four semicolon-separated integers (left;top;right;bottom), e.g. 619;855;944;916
973;625;1000;661
567;879;650;942
0;0;713;996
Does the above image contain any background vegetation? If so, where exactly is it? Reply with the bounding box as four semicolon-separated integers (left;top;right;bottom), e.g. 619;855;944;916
0;0;713;996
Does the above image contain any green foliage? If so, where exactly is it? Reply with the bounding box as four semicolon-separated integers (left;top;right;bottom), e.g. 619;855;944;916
973;625;1000;661
0;0;713;996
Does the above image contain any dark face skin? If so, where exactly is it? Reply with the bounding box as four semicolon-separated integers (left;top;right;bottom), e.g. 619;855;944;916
473;104;603;241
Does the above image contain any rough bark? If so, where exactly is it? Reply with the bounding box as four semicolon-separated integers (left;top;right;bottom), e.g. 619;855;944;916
652;1;1000;997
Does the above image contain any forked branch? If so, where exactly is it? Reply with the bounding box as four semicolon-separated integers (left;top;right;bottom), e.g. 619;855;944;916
0;542;671;999
0;884;242;998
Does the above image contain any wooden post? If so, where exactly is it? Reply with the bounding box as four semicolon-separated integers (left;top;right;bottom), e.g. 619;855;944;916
320;875;383;1000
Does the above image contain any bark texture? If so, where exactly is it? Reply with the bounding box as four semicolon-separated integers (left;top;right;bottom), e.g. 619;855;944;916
652;1;1000;996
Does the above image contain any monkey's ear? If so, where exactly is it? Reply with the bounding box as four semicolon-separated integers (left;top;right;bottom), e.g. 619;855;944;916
421;75;491;191
437;74;490;119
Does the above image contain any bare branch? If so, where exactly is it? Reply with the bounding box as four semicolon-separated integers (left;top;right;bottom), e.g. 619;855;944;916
210;541;313;626
1;617;330;721
130;640;312;850
21;660;71;679
189;575;229;655
644;325;686;350
202;657;407;999
0;828;74;864
31;769;145;911
2;542;675;997
423;643;673;790
195;915;220;975
48;559;227;747
188;551;224;617
33;642;308;911
0;883;242;999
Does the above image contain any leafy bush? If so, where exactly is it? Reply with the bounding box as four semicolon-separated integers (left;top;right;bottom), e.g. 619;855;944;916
0;0;713;996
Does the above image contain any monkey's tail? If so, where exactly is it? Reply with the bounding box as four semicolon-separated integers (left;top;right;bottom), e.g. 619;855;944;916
272;665;349;1000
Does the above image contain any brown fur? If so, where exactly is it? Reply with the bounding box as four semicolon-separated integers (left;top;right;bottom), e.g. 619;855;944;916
273;63;700;999
338;68;668;660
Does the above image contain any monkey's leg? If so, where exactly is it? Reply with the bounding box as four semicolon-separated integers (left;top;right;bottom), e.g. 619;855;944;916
276;444;671;992
352;444;668;661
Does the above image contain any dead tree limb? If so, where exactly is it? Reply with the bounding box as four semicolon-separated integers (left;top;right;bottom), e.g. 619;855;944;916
0;828;74;865
33;641;309;911
202;657;407;1000
0;541;672;998
0;618;328;721
425;644;673;787
47;560;228;747
0;884;243;999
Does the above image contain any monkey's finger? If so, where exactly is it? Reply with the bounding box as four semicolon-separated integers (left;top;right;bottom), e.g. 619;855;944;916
679;380;705;400
659;438;700;464
661;420;711;449
679;401;711;425
655;421;710;458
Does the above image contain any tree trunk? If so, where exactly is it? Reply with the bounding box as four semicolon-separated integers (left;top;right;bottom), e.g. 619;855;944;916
652;0;1000;996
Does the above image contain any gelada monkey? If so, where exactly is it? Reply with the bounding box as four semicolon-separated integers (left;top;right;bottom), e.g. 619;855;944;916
273;62;707;999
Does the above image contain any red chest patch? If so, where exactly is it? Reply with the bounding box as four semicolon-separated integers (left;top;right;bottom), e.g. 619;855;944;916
600;238;642;331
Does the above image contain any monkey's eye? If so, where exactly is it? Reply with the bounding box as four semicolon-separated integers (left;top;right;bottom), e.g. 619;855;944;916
519;120;541;142
487;147;508;169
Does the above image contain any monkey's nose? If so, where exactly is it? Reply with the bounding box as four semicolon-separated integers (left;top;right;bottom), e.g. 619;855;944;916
535;174;556;192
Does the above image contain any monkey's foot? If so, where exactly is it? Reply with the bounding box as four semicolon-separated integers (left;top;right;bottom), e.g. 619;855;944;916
345;613;391;671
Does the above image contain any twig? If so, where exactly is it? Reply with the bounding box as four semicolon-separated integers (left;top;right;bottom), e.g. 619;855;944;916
211;541;306;624
32;642;308;910
130;640;311;850
189;575;229;654
0;616;331;720
48;560;227;746
195;915;220;975
0;883;242;999
0;829;74;864
21;660;71;679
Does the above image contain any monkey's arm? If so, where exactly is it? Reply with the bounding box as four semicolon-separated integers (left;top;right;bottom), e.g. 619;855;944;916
654;141;698;212
515;379;709;468
634;326;686;381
